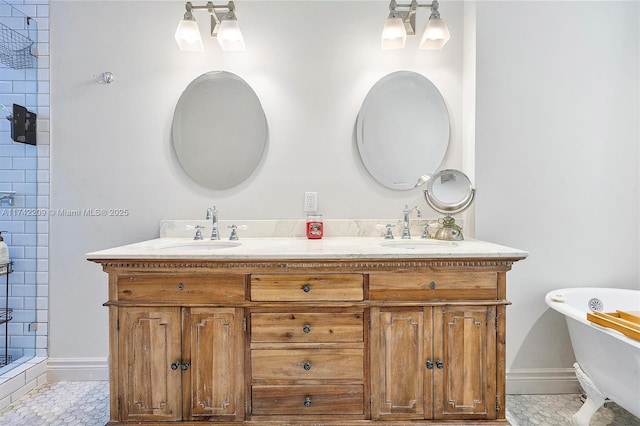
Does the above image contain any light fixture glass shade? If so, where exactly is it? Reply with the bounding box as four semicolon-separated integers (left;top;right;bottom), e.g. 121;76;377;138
419;18;450;50
381;16;406;50
217;19;246;51
175;19;204;52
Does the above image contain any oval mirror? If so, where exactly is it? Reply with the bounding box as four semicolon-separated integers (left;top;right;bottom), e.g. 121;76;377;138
356;71;450;190
423;169;475;241
172;71;268;190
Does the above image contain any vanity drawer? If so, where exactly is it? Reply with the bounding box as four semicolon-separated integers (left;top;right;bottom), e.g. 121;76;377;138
369;272;497;300
251;312;364;343
250;274;364;301
251;385;364;415
251;348;364;380
117;274;245;303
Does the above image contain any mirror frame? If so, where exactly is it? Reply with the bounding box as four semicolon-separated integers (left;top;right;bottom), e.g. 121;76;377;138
424;169;475;214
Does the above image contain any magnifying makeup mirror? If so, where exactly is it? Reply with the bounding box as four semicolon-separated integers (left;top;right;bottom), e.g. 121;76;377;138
423;169;475;241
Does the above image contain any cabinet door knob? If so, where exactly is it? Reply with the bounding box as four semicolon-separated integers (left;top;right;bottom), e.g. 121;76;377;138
436;360;444;369
426;360;434;369
181;362;190;371
304;396;312;407
430;281;436;290
177;282;185;290
303;324;311;333
301;284;311;293
171;361;180;370
302;360;312;371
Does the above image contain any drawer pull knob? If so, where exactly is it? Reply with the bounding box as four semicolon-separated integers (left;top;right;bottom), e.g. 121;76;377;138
426;360;433;369
181;362;190;371
302;360;312;371
304;396;312;407
171;361;180;370
301;284;311;293
303;324;311;333
177;283;185;290
436;360;444;369
430;281;436;290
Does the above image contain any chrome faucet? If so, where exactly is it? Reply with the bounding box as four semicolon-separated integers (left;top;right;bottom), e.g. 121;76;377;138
206;206;220;240
401;205;422;239
227;225;247;241
193;225;205;240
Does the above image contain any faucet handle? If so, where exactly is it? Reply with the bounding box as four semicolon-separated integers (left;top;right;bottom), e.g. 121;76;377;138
376;224;395;240
228;225;247;241
188;225;205;240
421;222;430;239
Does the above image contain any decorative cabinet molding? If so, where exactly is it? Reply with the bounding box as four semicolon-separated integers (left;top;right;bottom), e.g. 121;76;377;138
116;307;244;423
95;257;523;425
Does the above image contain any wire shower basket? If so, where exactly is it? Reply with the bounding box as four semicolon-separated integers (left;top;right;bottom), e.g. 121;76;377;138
0;22;35;69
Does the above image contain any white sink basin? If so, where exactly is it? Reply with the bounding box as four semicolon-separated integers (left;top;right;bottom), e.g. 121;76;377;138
380;239;458;250
157;241;241;251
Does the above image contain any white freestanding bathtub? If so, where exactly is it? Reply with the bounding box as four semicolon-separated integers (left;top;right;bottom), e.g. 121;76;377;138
545;287;640;426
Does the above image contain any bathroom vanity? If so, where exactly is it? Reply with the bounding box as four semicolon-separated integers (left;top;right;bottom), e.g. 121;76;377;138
88;237;526;425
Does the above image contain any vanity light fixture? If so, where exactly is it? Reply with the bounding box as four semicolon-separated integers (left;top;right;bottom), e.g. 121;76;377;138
382;0;450;50
175;1;245;52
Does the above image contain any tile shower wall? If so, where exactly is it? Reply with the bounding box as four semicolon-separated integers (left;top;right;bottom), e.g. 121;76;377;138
0;0;49;409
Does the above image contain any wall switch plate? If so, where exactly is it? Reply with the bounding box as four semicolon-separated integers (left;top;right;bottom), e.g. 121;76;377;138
304;192;317;212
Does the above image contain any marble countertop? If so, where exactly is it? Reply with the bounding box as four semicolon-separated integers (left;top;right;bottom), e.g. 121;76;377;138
86;237;528;261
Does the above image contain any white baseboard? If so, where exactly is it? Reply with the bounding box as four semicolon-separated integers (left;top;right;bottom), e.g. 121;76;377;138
507;367;581;394
46;357;109;382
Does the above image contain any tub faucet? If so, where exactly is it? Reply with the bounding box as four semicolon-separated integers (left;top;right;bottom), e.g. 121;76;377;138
206;206;220;240
402;205;422;239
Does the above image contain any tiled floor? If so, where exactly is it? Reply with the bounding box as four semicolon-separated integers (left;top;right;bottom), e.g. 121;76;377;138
0;381;639;425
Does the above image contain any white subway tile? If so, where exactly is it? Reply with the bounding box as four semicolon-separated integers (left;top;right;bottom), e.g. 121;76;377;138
35;258;46;272
0;170;25;182
35;5;48;19
35;310;46;323
12;182;36;195
35;282;47;295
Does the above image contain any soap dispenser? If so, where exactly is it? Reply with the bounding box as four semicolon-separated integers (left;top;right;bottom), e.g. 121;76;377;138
0;231;9;265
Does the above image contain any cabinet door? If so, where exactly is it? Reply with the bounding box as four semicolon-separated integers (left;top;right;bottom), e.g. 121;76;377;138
371;307;432;419
433;306;496;420
118;307;182;422
183;308;245;421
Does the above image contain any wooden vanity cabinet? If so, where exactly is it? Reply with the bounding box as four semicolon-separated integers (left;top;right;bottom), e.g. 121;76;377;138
109;274;246;423
117;307;245;422
371;305;496;421
249;273;367;421
96;257;521;425
117;307;182;422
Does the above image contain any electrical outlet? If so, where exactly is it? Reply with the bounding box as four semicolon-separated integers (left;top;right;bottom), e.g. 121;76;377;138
304;192;318;212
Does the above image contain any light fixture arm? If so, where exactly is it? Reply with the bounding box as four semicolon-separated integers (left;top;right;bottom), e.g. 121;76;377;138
389;0;440;35
183;1;237;37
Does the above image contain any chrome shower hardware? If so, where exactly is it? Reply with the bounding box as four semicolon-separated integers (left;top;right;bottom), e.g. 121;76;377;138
0;192;15;207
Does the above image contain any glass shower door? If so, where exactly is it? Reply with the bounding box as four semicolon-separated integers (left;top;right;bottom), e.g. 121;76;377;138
0;0;39;374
